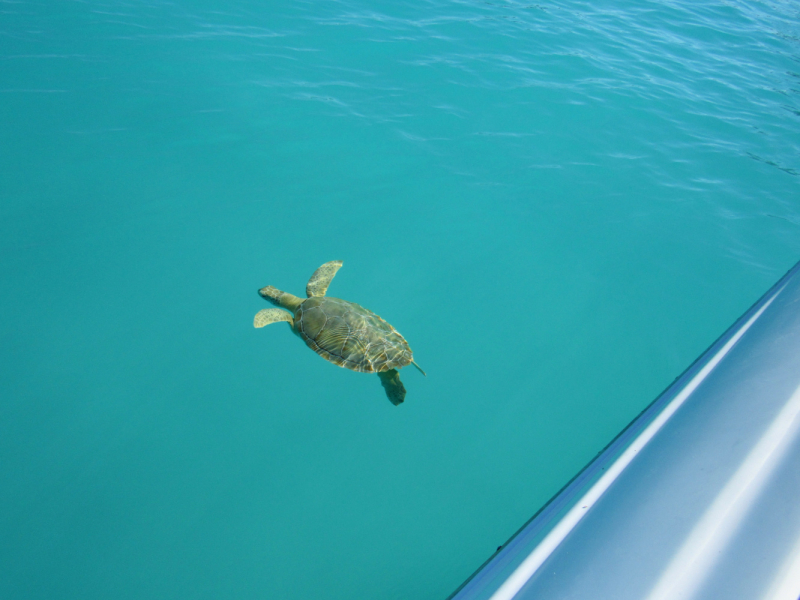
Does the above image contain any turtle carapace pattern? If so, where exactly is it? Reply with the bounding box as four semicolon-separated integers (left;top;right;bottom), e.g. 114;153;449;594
254;260;424;405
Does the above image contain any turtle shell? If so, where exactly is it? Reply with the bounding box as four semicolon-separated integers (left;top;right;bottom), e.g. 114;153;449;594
294;296;413;373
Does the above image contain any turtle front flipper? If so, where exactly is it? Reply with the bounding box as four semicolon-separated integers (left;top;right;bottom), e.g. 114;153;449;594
377;369;406;406
254;308;294;328
306;260;343;298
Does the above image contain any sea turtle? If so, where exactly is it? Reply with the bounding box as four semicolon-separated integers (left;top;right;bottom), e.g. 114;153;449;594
254;260;424;405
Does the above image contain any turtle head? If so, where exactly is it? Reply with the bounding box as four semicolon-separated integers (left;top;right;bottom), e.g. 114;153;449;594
258;285;282;304
259;285;303;312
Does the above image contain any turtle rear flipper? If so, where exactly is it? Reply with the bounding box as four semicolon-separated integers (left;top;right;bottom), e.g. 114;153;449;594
378;369;406;406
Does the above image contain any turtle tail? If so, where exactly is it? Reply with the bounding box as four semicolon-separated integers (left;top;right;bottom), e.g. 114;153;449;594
378;369;406;406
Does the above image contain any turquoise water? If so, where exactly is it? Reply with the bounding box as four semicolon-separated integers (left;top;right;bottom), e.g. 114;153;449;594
2;0;799;598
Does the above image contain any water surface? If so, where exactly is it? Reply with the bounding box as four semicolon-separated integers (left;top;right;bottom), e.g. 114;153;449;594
1;0;799;598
